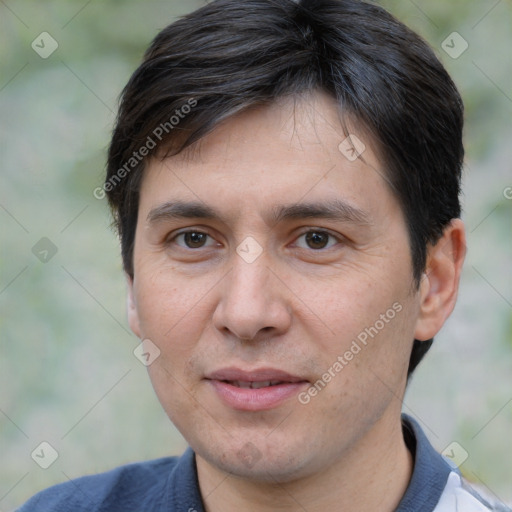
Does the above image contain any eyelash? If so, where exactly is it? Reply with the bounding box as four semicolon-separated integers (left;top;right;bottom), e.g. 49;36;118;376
167;228;343;252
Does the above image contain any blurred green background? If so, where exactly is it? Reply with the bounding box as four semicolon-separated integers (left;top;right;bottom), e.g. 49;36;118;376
1;0;511;510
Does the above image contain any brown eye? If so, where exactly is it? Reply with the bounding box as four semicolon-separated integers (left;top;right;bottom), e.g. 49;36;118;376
305;231;330;249
184;232;207;248
173;231;214;249
294;230;339;250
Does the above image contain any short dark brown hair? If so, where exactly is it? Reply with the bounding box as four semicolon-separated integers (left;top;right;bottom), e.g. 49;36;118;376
105;0;464;377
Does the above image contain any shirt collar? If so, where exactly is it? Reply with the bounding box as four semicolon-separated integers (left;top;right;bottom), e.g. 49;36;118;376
164;413;451;512
396;413;452;511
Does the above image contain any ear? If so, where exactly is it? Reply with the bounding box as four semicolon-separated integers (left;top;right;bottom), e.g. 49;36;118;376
126;273;141;339
414;219;466;341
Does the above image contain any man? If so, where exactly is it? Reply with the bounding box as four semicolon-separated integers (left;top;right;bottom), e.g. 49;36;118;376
17;0;509;510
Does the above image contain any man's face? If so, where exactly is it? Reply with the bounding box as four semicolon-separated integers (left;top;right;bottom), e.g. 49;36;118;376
127;91;425;481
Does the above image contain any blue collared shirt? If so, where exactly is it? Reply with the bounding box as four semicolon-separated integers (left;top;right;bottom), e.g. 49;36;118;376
15;414;509;511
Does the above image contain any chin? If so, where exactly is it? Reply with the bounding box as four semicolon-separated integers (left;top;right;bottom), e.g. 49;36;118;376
197;437;318;483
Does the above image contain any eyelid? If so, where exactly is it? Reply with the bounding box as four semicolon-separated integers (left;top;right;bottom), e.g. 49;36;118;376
296;227;343;238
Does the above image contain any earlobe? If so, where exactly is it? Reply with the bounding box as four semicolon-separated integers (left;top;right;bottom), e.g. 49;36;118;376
414;219;466;341
125;273;142;338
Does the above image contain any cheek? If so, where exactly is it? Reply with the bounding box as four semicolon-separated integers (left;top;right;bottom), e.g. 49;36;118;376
134;269;214;423
303;276;388;348
303;265;418;380
133;267;215;367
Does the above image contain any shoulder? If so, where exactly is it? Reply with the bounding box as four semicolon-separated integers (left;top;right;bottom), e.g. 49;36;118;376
434;471;512;512
399;415;511;512
15;456;179;512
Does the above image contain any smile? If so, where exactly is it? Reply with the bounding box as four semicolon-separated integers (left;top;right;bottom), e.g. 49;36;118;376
224;380;287;389
205;368;309;411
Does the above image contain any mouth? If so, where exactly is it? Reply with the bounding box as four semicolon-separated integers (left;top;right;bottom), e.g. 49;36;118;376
221;379;292;389
205;368;309;411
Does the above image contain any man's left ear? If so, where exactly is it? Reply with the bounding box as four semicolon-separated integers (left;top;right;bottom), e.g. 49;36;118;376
414;219;466;341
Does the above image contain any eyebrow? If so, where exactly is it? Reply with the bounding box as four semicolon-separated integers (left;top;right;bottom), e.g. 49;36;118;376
147;199;372;227
270;199;372;226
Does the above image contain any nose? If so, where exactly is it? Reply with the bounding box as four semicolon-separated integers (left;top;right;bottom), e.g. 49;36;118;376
211;252;292;343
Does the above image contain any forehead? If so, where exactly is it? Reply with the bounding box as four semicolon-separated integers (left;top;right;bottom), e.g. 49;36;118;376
138;91;397;223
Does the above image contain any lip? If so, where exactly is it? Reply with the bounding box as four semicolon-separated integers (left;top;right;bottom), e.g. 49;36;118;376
207;367;306;383
205;367;309;411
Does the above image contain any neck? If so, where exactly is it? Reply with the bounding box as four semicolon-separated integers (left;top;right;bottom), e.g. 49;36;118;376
196;415;414;512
